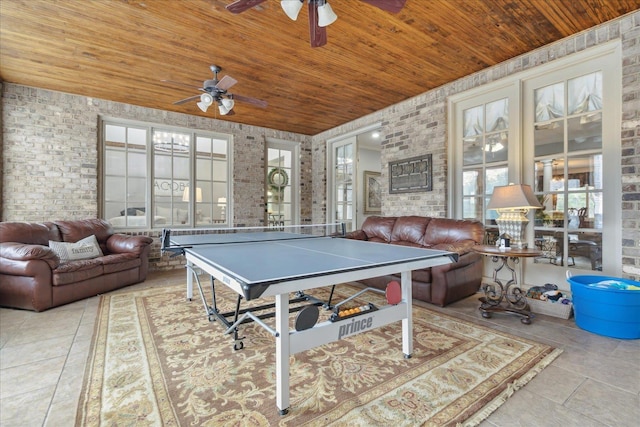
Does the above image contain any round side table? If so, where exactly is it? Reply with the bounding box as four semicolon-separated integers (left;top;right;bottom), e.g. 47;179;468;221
472;245;542;324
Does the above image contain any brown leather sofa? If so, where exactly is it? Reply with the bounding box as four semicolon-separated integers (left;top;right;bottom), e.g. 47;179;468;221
0;219;154;311
345;216;484;306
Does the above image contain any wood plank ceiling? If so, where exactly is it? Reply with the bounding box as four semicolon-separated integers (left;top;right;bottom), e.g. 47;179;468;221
1;0;638;135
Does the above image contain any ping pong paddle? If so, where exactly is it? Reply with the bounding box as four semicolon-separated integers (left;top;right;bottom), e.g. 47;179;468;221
295;305;320;331
385;280;402;305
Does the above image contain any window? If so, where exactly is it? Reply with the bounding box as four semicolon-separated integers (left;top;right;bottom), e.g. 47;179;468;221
461;98;511;243
102;119;231;229
451;42;621;282
453;84;518;244
530;72;604;271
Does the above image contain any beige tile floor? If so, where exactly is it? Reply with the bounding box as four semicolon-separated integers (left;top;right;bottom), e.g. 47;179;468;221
1;270;639;426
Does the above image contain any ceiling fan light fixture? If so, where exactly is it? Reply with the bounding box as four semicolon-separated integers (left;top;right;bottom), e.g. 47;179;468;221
317;1;337;27
197;93;214;112
281;0;303;20
221;97;235;110
218;98;235;115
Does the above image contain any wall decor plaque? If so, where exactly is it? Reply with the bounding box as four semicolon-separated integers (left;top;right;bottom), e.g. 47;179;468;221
389;154;432;193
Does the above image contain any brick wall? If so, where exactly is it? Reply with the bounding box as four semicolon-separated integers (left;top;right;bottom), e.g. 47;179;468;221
0;86;311;270
312;11;640;281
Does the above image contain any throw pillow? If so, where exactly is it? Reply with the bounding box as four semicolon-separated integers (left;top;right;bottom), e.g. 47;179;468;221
176;208;189;224
49;235;104;263
156;205;171;219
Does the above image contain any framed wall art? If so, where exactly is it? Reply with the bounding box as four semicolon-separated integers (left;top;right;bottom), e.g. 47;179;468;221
363;171;382;214
389;154;432;193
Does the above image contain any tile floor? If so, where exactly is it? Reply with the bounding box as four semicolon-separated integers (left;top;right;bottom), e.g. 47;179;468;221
1;270;638;426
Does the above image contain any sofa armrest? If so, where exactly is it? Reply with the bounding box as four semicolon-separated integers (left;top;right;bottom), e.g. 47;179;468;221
106;234;154;256
431;240;477;256
345;230;367;240
0;242;60;269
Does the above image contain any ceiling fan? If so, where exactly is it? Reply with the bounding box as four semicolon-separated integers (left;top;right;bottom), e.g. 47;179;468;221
162;65;267;116
226;0;407;47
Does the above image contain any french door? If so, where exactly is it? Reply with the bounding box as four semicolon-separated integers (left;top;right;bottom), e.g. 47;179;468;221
266;139;299;227
328;137;355;232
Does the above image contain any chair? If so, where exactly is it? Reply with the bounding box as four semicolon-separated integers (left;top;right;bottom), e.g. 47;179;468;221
268;213;284;229
578;207;588;228
553;232;602;270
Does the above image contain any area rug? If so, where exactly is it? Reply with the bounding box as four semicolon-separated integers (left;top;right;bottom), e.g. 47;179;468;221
77;283;562;426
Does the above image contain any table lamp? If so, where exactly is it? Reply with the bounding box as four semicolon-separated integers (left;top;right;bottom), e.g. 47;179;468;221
217;197;227;220
487;184;542;249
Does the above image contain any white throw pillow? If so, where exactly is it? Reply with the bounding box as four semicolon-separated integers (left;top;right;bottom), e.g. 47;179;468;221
49;235;104;263
176;208;189;224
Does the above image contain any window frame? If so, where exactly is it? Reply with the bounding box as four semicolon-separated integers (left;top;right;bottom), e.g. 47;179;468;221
99;117;233;230
451;82;520;239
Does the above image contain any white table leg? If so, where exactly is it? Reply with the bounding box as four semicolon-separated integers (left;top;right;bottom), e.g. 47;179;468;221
275;293;290;415
401;270;413;358
186;260;193;300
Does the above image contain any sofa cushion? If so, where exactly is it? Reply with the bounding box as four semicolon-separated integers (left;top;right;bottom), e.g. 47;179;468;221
55;219;114;248
0;221;60;245
101;253;141;274
362;216;397;243
52;259;104;286
49;235;103;263
424;218;484;245
390;216;431;246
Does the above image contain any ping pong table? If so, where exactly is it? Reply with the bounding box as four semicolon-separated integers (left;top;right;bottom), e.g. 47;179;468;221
163;227;457;415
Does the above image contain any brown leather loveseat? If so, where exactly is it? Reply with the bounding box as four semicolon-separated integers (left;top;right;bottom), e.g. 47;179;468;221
0;219;154;311
346;216;484;306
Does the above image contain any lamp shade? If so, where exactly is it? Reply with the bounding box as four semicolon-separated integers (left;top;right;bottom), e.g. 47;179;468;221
317;2;337;27
182;187;202;203
281;0;303;20
197;93;213;112
487;184;542;210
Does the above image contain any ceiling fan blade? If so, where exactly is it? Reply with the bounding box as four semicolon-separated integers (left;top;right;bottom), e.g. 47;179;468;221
360;0;407;13
226;108;236;116
232;94;268;108
225;0;268;14
216;75;238;91
173;94;201;105
308;1;327;48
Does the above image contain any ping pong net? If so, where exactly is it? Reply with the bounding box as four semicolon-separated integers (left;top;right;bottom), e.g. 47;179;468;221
161;223;346;257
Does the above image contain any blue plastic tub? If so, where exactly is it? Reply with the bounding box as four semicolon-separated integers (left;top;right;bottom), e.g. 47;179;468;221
567;275;640;339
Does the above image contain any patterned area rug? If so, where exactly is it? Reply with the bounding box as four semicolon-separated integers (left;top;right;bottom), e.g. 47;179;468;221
77;283;561;426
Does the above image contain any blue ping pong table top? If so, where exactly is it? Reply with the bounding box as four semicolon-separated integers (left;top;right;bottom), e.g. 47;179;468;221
171;232;457;300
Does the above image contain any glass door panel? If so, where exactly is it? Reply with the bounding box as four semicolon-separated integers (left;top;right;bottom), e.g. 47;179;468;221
532;71;603;271
460;98;510;244
333;142;354;231
267;144;296;228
